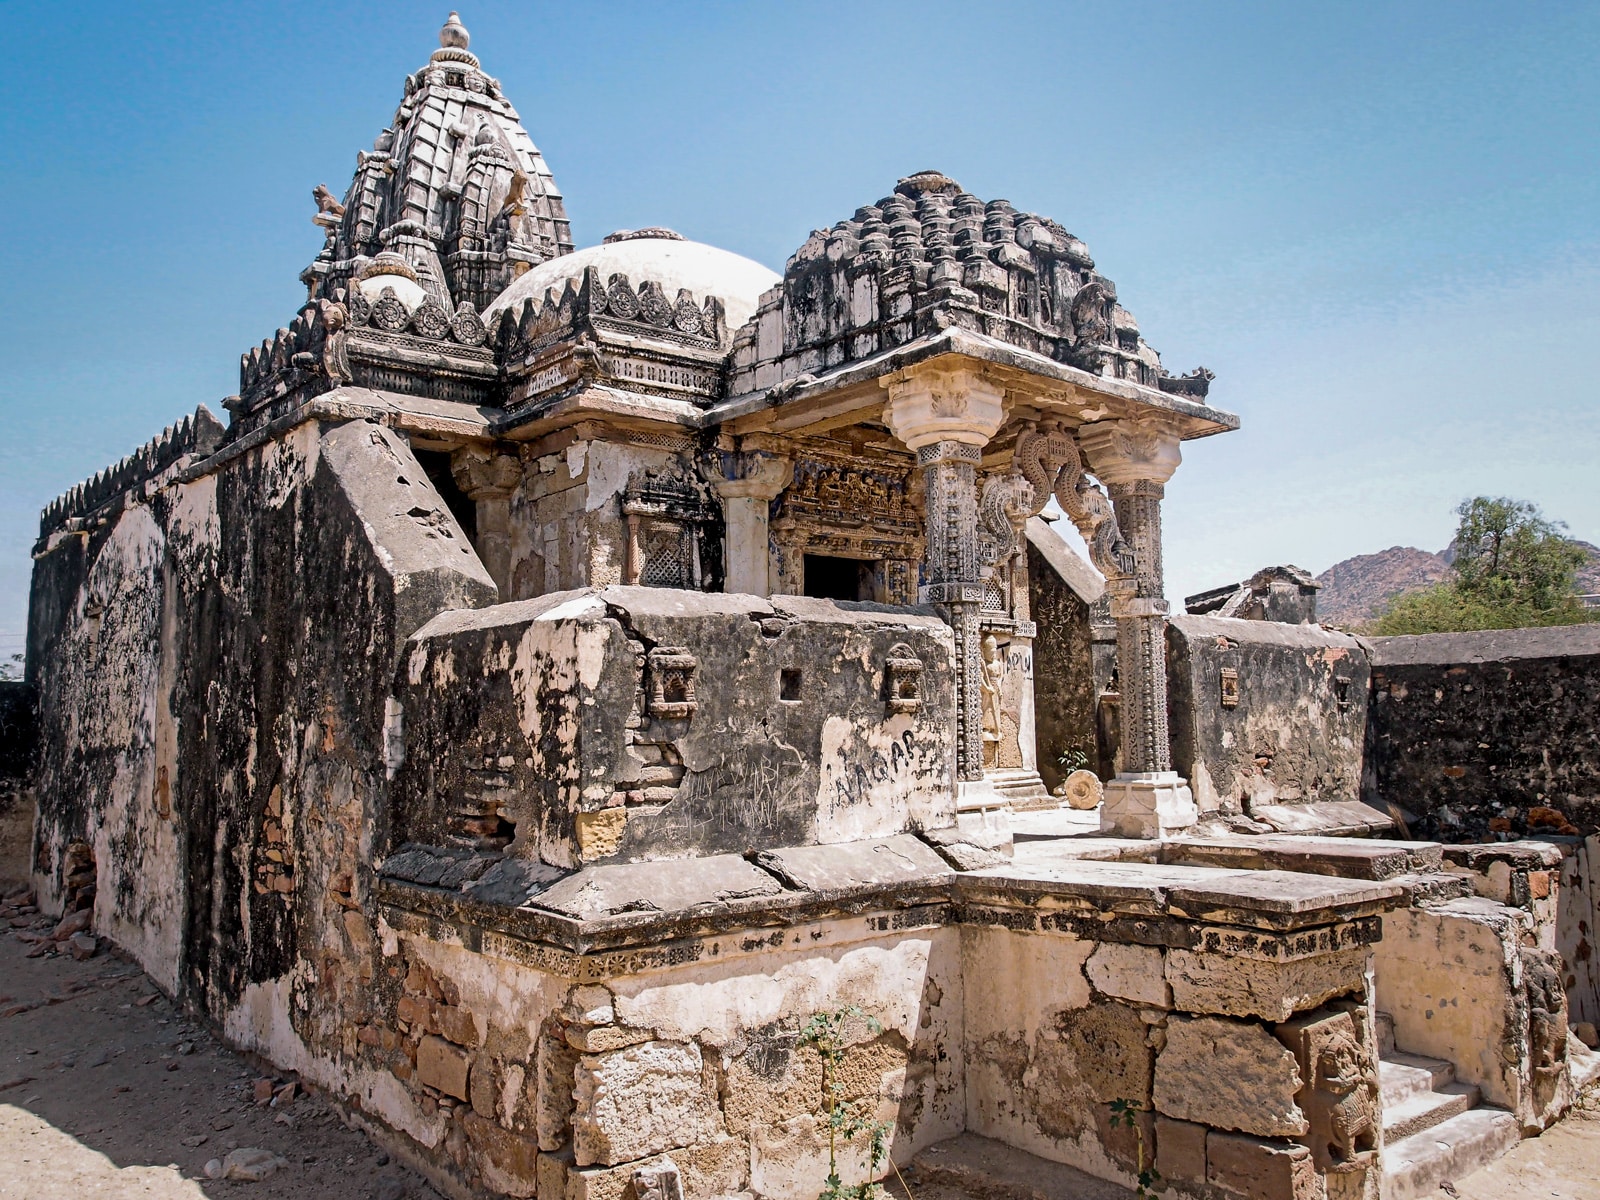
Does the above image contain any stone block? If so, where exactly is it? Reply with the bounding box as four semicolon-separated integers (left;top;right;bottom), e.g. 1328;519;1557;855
470;1055;499;1120
1165;946;1368;1022
417;1033;472;1101
1154;1016;1307;1137
436;1003;479;1047
561;1137;748;1200
1206;1131;1317;1200
463;1111;540;1198
571;1040;722;1167
1085;943;1171;1007
1154;1115;1207;1185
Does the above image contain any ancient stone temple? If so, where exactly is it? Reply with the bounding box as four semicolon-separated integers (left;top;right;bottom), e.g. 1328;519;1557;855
21;14;1599;1200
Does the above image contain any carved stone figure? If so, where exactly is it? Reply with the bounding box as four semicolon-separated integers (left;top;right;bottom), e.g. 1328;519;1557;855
312;183;345;226
979;634;1006;765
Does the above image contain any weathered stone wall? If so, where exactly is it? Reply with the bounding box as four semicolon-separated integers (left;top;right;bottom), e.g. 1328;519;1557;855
393;589;957;867
1166;615;1368;816
1025;541;1097;793
1364;626;1600;840
959;876;1386;1200
27;416;495;1018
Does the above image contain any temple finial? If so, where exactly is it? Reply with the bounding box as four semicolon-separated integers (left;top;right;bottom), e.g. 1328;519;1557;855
440;11;469;51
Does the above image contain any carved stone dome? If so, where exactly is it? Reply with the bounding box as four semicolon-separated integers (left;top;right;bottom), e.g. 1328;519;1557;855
484;233;779;333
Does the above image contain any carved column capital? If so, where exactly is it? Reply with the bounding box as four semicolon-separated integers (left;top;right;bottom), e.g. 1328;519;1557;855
451;445;520;499
1076;419;1182;487
882;363;1007;453
705;450;793;501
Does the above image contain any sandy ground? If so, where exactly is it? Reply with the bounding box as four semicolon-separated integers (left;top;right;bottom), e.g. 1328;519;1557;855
0;882;438;1199
4;866;1600;1200
1426;1089;1600;1200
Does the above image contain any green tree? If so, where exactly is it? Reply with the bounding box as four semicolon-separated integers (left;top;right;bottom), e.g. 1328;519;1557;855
1372;497;1593;635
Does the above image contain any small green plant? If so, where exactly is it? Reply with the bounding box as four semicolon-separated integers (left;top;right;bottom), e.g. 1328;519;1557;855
798;1006;904;1200
1056;745;1090;774
1108;1099;1163;1198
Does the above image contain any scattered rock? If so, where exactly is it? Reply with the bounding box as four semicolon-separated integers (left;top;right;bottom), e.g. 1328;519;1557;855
68;933;98;961
211;1116;235;1131
0;1075;35;1093
253;1077;276;1103
85;1046;113;1068
134;993;159;1007
52;909;91;940
204;1159;224;1179
219;1147;289;1182
374;1174;409;1200
1576;1022;1599;1050
182;1134;210;1147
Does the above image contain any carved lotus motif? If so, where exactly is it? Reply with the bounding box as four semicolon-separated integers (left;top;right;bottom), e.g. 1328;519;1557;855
369;287;410;332
411;298;451;340
450;303;487;347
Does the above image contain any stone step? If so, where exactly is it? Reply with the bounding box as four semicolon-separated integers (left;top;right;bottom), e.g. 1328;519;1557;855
1381;1106;1520;1200
1382;1080;1480;1142
1379;1051;1455;1105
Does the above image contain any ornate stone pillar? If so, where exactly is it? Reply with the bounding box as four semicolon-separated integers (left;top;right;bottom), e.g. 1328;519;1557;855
1077;419;1197;838
884;364;1006;809
706;448;792;597
451;446;521;599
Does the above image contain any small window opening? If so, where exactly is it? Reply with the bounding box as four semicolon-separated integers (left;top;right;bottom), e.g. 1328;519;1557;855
780;669;802;702
412;448;478;542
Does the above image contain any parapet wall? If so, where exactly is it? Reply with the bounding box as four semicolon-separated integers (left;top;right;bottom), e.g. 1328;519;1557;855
1166;615;1367;816
391;589;957;868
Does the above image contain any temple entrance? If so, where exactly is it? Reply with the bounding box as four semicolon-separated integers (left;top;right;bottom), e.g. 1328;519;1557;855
803;555;876;602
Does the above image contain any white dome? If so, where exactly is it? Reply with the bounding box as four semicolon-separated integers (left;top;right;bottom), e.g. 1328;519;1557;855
356;271;428;311
485;233;779;332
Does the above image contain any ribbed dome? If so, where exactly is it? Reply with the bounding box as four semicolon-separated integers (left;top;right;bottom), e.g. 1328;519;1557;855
485;233;779;332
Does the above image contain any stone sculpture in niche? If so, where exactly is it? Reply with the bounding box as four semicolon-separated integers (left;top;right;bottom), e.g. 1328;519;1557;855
1279;1008;1378;1176
646;647;699;719
978;634;1006;766
885;644;923;714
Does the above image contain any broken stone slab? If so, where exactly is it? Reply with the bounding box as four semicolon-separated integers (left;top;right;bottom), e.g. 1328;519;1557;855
1248;800;1395;837
530;854;785;922
751;834;951;891
1085;942;1172;1007
1154;1015;1308;1137
1163;835;1443;880
1165;870;1402;928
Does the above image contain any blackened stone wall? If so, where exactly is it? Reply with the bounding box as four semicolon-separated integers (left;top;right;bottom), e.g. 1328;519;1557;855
1026;533;1099;792
1365;625;1600;840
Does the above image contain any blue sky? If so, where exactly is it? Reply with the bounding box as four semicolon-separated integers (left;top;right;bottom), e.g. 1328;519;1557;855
2;1;1596;655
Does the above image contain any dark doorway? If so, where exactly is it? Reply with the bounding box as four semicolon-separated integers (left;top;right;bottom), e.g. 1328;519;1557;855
804;555;875;602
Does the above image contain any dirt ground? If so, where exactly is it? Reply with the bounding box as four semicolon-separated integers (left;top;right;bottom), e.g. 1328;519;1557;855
0;877;439;1199
1425;1089;1600;1200
4;865;1600;1200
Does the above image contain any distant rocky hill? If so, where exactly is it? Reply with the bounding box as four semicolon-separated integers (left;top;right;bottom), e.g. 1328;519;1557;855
1314;547;1452;627
1315;539;1600;627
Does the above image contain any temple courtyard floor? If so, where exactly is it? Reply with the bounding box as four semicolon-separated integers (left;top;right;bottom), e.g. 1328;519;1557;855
1;867;1597;1200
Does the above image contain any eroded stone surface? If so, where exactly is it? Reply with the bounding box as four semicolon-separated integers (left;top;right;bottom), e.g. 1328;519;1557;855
571;1040;722;1167
1155;1015;1307;1137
